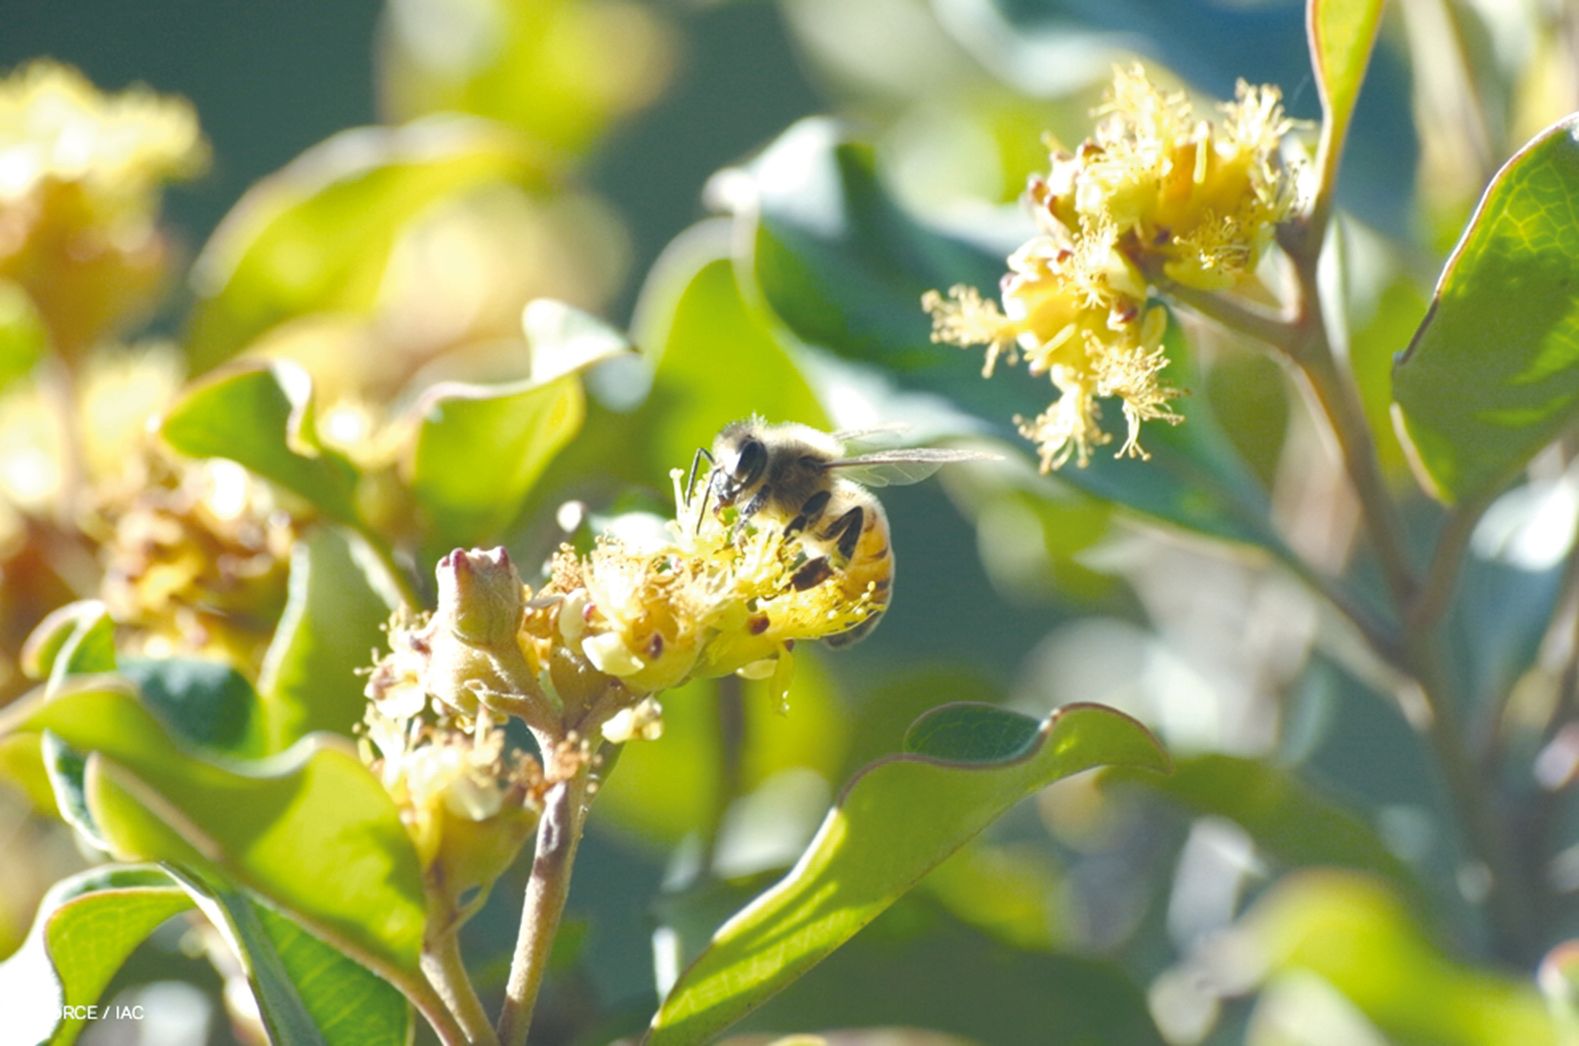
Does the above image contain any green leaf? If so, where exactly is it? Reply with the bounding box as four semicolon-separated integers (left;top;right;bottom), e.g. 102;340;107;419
0;682;427;978
646;701;1168;1044
1308;0;1386;162
259;529;396;749
1108;754;1422;901
1246;871;1556;1045
631;221;829;475
0;865;191;1046
0;280;46;394
734;120;1287;553
160;361;360;523
187;117;542;369
1392;115;1579;504
175;871;411;1046
408;374;584;548
657;875;1162;1044
407;298;626;546
38;603;118;849
120;658;268;758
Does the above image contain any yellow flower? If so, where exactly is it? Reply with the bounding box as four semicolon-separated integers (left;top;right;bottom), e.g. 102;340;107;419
1042;64;1297;290
924;232;1177;470
359;706;540;899
367;468;883;746
924;63;1297;471
0;62;207;356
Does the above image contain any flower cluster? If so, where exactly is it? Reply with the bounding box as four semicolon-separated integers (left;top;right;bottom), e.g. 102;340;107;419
93;456;293;668
0;62;206;357
359;698;542;907
365;473;883;758
925;64;1298;471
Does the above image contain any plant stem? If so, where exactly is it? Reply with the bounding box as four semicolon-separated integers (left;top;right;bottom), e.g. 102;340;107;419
424;926;498;1045
497;762;592;1045
1409;495;1491;638
1280;234;1536;957
398;968;475;1046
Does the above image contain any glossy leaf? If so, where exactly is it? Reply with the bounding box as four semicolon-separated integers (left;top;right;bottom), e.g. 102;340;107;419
647;702;1168;1044
1393;115;1579;504
630;221;829;476
259;528;395;749
0;682;427;977
658;876;1161;1044
734;120;1288;553
1109;753;1421;901
176;871;411;1046
120;657;268;758
1308;0;1386;162
38;603;117;849
0;865;190;1046
1245;871;1556;1045
187;117;541;369
160;362;360;522
407;374;585;548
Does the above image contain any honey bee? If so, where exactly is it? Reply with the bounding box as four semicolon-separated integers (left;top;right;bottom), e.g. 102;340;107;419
688;419;995;646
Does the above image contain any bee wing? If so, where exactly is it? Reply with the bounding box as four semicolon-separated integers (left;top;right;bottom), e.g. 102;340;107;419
826;448;999;487
830;422;911;451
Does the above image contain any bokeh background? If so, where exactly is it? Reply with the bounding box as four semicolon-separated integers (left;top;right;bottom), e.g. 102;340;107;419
4;1;1579;1043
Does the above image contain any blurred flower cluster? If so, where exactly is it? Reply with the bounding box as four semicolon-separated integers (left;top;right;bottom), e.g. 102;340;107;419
0;61;205;360
926;64;1299;470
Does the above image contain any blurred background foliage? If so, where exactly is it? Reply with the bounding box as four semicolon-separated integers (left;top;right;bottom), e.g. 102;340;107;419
3;0;1579;1043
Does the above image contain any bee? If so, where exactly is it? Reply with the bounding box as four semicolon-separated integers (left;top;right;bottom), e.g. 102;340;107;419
687;418;995;646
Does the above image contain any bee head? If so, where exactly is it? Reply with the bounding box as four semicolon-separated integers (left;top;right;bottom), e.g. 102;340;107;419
711;423;769;505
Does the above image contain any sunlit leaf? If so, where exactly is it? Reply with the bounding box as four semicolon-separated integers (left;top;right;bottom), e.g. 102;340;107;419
647;702;1168;1044
732;120;1288;554
37;603;117;849
0;865;190;1046
1244;871;1556;1045
658;876;1160;1044
408;375;584;548
632;221;829;474
379;0;674;160
259;529;396;749
1393;115;1579;504
160;361;360;523
188;117;542;369
1308;0;1386;165
175;871;411;1046
0;683;427;977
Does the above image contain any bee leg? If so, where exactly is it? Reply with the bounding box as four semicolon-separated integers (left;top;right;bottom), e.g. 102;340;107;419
784;490;832;537
686;447;717;533
820;506;864;562
791;556;834;591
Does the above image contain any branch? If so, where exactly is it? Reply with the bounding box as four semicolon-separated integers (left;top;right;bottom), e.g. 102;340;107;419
497;761;592;1045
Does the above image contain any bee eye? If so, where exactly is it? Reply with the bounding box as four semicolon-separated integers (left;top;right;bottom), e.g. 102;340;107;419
733;438;767;484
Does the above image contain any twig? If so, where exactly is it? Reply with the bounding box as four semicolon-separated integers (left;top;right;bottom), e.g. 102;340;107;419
497;761;592;1045
424;924;498;1045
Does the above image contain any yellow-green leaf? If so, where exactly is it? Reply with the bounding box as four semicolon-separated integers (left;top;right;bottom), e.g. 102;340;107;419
646;702;1168;1044
1393;115;1579;503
